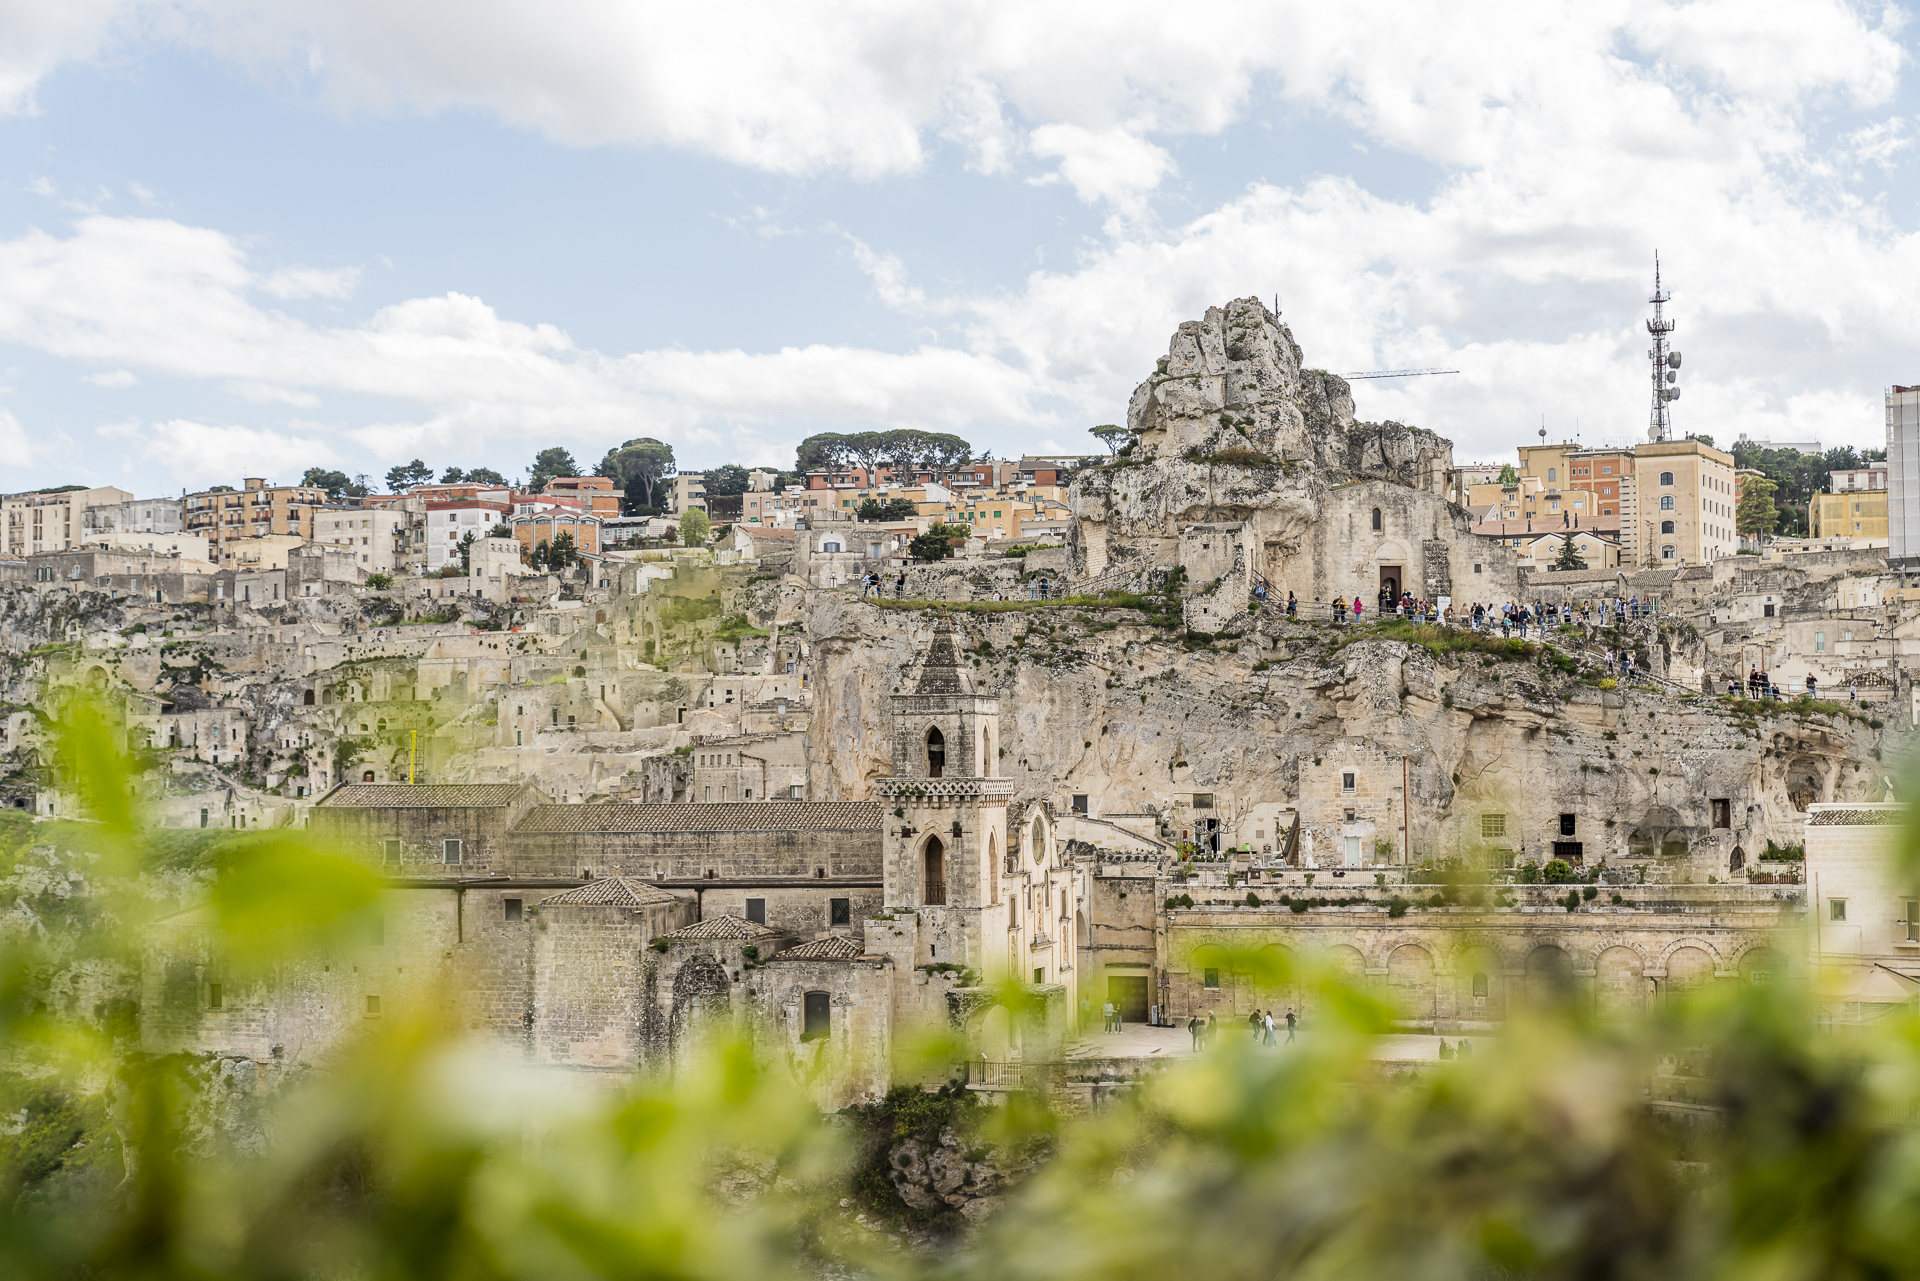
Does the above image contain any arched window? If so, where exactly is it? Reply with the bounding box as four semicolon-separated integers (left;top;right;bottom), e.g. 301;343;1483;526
822;540;842;553
925;727;945;777
362;770;375;783
1472;972;1488;998
303;689;315;706
1659;471;1675;486
1031;816;1046;865
801;991;831;1040
1370;507;1382;532
1661;520;1675;534
1659;495;1675;511
988;832;1001;900
922;837;946;905
1547;467;1556;483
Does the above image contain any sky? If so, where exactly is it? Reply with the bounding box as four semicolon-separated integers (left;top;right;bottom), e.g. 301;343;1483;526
0;0;1916;496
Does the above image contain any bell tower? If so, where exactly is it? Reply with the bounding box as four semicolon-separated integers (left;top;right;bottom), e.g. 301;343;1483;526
876;614;1013;978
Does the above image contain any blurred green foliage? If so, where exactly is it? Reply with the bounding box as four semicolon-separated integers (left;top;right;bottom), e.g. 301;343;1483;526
9;703;1920;1280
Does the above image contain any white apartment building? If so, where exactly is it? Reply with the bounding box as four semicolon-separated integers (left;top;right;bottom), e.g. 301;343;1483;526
4;485;133;556
1831;464;1888;493
316;504;409;574
425;500;511;571
82;496;185;537
1888;386;1920;566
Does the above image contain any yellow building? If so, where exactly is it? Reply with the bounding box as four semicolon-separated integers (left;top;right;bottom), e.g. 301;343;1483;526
1632;439;1737;566
3;484;134;556
1809;489;1889;541
184;477;326;565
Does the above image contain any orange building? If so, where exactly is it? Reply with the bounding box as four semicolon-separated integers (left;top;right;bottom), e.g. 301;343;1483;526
183;477;326;566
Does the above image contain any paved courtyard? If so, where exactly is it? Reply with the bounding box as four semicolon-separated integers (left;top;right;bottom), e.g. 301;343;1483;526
1064;1021;1488;1063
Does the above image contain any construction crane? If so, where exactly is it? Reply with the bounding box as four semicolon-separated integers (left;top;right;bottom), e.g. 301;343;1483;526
1341;367;1460;380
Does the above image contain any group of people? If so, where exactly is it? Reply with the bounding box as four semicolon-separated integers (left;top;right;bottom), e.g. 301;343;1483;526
1437;1038;1474;1060
858;571;909;598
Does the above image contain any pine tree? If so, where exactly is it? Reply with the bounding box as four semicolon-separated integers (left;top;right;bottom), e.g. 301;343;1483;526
1552;533;1587;571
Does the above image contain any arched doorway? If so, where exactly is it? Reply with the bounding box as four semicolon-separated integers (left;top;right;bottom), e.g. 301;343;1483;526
669;954;733;1060
987;832;1000;901
1666;946;1715;997
1595;946;1645;1019
1728;846;1745;875
922;836;946;905
1525;945;1573;1007
1387;944;1436;1022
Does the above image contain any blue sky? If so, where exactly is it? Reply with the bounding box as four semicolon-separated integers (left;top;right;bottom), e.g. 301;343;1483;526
0;1;1916;495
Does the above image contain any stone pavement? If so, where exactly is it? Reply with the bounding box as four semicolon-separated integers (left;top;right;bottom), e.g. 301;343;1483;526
1064;1021;1488;1063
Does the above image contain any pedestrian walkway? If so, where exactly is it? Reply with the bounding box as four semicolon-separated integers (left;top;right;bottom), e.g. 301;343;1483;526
1063;1023;1488;1062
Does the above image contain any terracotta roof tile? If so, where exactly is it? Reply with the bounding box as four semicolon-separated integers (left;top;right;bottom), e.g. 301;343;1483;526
1808;807;1907;826
775;936;868;960
320;783;531;808
537;877;682;907
513;802;883;834
660;915;781;940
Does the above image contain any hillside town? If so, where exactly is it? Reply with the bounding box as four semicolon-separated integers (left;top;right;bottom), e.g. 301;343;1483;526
4;294;1917;1110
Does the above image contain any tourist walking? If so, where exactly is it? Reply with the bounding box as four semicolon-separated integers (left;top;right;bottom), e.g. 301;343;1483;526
1263;1011;1276;1047
1285;1008;1297;1044
1102;1000;1115;1033
1189;1015;1203;1051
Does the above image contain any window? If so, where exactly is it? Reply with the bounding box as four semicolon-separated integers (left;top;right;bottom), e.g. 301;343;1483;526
504;898;523;922
1661;520;1675;534
830;898;851;926
1711;799;1731;829
1659;471;1674;486
1907;901;1918;943
925;726;945;777
801;991;831;1040
1472;973;1488;998
1831;898;1847;922
1072;794;1088;814
1192;793;1214;809
1370;507;1382;531
1816;632;1825;652
1559;813;1576;836
1663;547;1676;560
1763;603;1775;617
443;839;463;865
1341;771;1356;793
746;898;767;925
923;837;946;905
1203;968;1220;989
1659;495;1675;511
383;839;401;864
1481;813;1506;838
209;983;223;1010
1343;836;1362;866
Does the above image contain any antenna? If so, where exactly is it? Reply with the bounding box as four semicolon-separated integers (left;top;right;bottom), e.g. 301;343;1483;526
1646;254;1681;441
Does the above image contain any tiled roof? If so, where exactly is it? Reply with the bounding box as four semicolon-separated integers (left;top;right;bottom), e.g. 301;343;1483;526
659;915;781;940
1807;807;1907;826
776;936;867;961
537;877;682;907
319;783;530;808
513;802;883;833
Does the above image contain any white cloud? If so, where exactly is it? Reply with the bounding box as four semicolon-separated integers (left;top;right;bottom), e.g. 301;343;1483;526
83;368;136;387
259;264;360;299
101;416;334;479
1028;124;1175;213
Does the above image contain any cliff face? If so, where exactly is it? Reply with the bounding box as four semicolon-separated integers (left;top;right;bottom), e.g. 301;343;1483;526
1069;296;1464;584
804;594;1890;877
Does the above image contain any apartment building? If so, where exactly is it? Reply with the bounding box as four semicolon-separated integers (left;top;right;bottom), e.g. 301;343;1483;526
81;496;184;538
1505;441;1632;535
183;477;325;566
511;507;601;560
316;504;410;573
1831;463;1888;492
3;485;134;556
1888;386;1920;566
426;500;512;571
1809;490;1888;541
1632;439;1737;567
669;473;708;514
543;476;622;517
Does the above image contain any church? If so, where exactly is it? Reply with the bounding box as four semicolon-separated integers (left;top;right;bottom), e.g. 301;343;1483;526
143;617;1082;1109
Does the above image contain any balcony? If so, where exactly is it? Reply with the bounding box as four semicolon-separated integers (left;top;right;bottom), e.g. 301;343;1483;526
1029;931;1054;951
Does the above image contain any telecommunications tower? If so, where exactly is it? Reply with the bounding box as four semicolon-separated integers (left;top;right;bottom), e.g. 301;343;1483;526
1646;255;1681;441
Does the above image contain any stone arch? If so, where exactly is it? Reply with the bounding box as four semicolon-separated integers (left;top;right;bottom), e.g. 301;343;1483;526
1371;506;1383;532
1738;945;1785;986
1728;846;1745;874
1386;943;1437;1021
987;831;1000;901
1322;943;1365;984
972;1004;1011;1059
1785;756;1825;811
669;953;732;1057
982;723;995;775
921;835;947;905
924;725;945;778
1655;936;1725;971
1030;814;1047;866
1663;943;1717;996
1524;944;1574;1006
303;689;315;706
1075;909;1089;949
595;610;607;624
1454;942;1504;1019
1594;946;1646;1019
